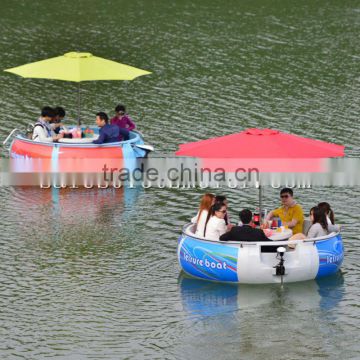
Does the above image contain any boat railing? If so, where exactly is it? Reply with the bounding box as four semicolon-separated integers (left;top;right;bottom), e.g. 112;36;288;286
302;232;340;242
2;122;38;151
3;125;154;157
2;128;19;150
181;222;340;246
13;130;142;148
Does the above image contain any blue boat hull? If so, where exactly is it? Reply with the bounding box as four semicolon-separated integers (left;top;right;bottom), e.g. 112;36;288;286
178;224;343;284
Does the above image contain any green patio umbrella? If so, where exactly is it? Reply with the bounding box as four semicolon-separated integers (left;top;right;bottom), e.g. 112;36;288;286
4;51;151;124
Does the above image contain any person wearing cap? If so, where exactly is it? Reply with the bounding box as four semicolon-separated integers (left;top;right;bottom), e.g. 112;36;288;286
264;188;304;234
110;104;135;141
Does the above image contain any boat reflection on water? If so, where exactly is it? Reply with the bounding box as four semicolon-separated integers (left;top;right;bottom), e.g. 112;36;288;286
6;186;144;261
9;186;143;249
12;186;142;220
316;271;345;311
178;271;345;317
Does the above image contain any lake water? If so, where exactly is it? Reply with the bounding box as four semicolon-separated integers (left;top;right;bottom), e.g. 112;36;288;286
0;1;359;359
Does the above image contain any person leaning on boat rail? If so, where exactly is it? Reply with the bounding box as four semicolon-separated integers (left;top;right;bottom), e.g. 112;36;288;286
32;106;64;142
263;187;304;234
191;193;215;237
92;112;120;144
110;104;135;141
203;202;229;240
290;206;340;240
220;209;272;242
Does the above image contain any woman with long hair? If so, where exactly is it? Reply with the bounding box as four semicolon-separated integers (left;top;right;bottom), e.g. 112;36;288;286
318;202;335;225
214;195;230;225
307;206;329;238
290;206;339;240
203;202;228;240
191;193;215;237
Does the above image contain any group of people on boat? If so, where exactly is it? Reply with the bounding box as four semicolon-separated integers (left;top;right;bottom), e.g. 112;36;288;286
31;104;136;144
93;105;136;144
32;106;66;142
191;188;340;242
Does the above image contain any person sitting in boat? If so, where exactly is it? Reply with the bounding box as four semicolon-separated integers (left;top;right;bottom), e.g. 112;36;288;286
203;202;228;240
191;193;215;237
220;209;271;242
32;106;63;142
263;188;304;234
290;206;340;240
318;202;336;225
110;104;135;141
214;195;230;225
92;112;119;144
50;106;67;135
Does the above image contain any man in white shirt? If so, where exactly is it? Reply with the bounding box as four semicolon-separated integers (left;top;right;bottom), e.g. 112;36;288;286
32;107;63;142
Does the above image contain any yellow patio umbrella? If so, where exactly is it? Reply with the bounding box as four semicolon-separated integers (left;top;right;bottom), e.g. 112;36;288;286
4;51;151;123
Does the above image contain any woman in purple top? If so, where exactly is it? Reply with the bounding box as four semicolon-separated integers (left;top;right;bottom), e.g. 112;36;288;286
110;104;136;141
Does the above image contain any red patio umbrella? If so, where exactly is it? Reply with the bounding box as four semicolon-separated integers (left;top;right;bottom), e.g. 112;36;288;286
177;128;344;158
176;128;344;172
176;128;345;222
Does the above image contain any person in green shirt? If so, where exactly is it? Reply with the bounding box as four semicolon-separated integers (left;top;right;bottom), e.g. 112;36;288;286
264;188;304;234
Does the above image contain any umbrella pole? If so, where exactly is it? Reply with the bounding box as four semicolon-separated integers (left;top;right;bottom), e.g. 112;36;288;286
259;184;262;225
77;83;81;126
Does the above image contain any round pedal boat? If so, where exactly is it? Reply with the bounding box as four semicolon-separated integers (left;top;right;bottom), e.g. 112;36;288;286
178;223;344;284
8;127;151;174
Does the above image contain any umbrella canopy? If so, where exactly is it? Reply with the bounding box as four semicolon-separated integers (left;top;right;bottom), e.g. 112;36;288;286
4;52;151;82
176;128;345;159
4;51;151;124
176;128;345;173
176;128;345;223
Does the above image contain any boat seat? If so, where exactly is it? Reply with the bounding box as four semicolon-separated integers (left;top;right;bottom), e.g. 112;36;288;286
188;223;197;234
303;219;311;235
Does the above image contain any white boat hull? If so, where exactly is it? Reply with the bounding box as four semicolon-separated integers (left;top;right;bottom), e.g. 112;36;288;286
177;224;344;284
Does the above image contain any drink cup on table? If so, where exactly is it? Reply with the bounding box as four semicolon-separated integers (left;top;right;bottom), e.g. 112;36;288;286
253;212;260;226
271;219;278;229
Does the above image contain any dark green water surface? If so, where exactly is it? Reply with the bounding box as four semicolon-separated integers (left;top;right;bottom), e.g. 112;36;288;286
0;1;359;359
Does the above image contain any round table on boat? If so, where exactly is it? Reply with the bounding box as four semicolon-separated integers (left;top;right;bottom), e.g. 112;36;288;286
267;228;293;241
58;135;99;144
